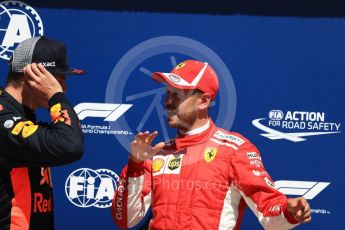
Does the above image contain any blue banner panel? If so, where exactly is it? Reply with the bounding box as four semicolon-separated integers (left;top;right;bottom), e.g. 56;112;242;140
0;1;344;229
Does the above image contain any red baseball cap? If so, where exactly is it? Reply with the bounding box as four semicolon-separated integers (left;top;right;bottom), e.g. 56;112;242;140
152;60;219;99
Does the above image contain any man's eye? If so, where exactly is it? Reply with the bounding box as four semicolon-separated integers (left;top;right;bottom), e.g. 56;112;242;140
166;90;178;96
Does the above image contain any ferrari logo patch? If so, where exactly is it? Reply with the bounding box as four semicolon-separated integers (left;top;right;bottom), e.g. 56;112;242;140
204;147;217;162
175;62;186;69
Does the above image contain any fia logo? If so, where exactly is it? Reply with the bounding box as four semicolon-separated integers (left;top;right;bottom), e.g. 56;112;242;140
65;168;119;208
269;110;284;120
0;1;44;60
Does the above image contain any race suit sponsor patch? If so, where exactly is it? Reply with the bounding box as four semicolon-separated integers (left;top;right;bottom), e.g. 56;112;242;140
214;131;245;146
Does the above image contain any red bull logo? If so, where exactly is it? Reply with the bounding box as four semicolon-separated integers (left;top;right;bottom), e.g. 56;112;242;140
40;167;52;187
33;193;52;213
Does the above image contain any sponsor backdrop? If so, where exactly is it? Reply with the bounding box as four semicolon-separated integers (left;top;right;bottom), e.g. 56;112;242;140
0;1;344;229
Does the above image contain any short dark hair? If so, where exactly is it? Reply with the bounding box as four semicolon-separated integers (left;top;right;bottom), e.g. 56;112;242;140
192;88;205;96
6;71;25;88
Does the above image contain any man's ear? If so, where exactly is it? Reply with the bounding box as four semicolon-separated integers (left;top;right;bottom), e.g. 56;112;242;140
22;80;33;92
198;93;212;110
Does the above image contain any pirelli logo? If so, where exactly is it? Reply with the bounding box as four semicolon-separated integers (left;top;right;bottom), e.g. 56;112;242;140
214;131;245;146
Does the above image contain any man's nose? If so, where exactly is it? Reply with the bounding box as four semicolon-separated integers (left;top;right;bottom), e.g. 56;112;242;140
164;96;170;108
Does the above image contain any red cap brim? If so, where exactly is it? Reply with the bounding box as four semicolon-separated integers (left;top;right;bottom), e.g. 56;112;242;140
152;72;197;90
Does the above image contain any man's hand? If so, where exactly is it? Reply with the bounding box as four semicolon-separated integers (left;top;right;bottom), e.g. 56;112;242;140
130;131;165;163
286;197;311;223
24;63;63;100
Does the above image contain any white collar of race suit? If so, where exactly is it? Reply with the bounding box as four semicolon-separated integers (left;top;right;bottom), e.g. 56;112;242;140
179;119;210;136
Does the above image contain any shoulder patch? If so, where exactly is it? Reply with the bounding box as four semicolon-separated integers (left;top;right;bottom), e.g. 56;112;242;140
213;130;245;146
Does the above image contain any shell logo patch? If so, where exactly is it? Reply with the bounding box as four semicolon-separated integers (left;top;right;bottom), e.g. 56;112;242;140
204;147;217;162
152;158;165;173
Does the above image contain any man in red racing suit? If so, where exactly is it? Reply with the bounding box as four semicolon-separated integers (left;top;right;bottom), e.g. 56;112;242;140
112;60;311;229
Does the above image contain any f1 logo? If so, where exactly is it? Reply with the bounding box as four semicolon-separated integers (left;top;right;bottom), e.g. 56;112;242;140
74;103;132;121
275;180;330;200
